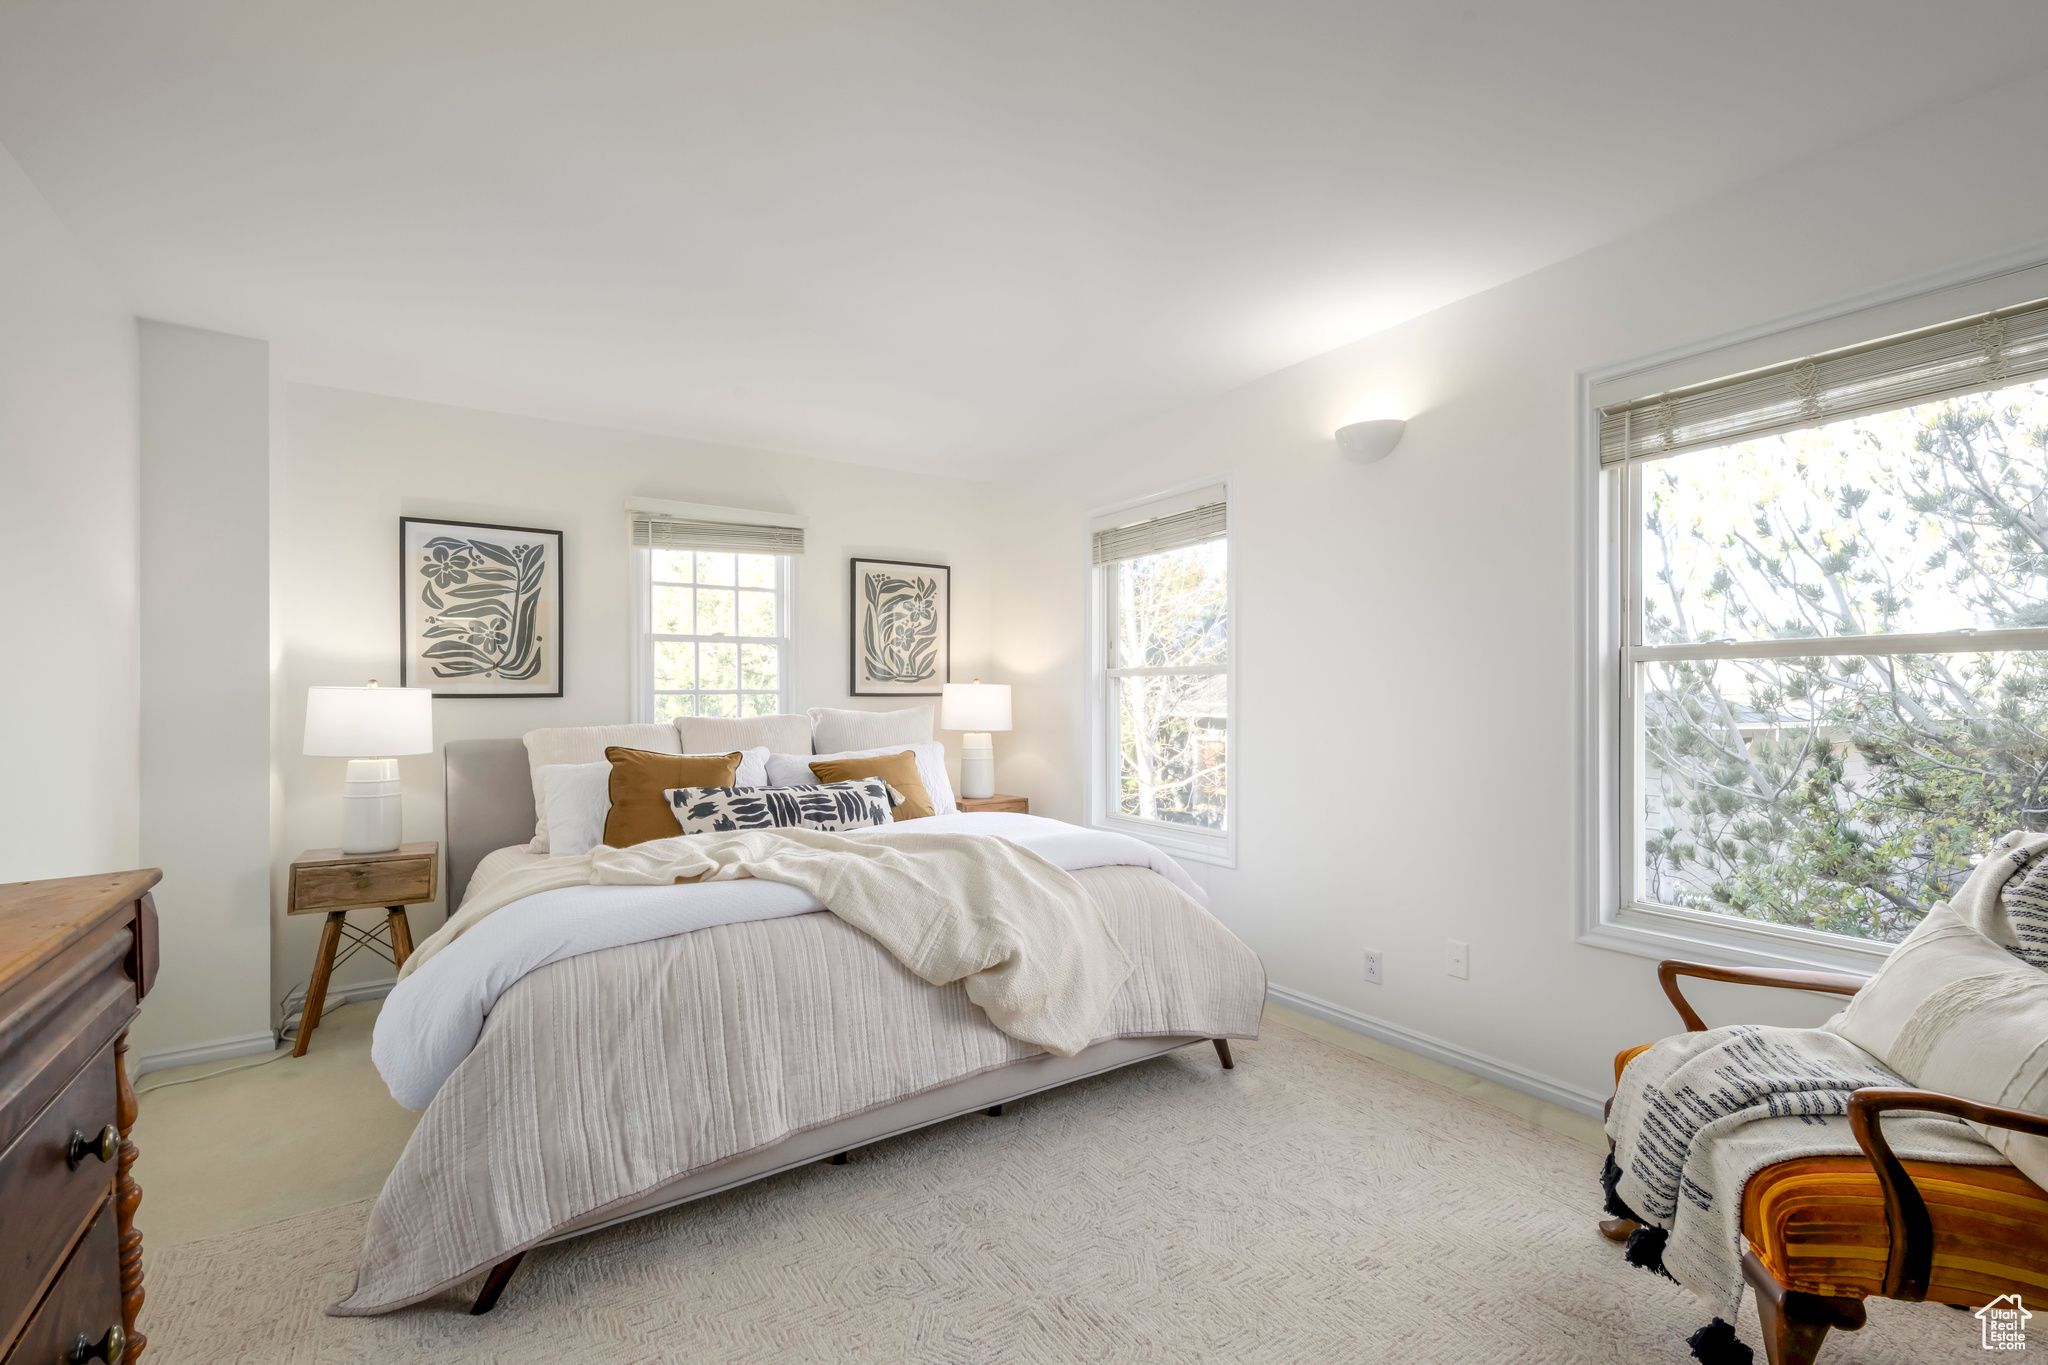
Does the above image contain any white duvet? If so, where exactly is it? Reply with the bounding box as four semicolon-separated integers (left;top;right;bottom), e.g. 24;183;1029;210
373;814;1203;1109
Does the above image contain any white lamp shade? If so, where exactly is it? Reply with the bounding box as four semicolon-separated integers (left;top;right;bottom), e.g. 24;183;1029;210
940;682;1012;733
303;684;434;756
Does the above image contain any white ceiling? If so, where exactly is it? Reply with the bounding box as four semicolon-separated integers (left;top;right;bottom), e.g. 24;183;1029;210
4;2;2047;474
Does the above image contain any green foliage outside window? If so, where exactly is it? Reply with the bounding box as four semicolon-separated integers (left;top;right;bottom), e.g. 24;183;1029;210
1113;541;1228;830
1641;380;2048;941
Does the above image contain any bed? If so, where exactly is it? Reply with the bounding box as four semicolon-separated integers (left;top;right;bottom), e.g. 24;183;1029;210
331;735;1266;1317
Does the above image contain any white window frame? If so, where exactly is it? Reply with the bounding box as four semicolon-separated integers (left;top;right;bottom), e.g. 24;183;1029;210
629;547;799;724
1085;478;1236;867
1578;255;2048;974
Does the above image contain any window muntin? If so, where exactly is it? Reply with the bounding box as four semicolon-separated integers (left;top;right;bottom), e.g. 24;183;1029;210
1625;378;2048;946
647;549;791;720
1105;539;1228;834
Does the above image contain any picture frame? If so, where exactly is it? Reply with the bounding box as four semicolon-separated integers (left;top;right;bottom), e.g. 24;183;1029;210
400;517;563;698
848;558;949;696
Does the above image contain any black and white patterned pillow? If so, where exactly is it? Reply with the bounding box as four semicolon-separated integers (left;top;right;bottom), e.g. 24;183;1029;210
1998;848;2048;970
662;780;892;835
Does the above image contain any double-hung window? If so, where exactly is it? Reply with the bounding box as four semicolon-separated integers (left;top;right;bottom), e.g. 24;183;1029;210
1091;485;1232;864
1595;299;2048;966
630;503;802;722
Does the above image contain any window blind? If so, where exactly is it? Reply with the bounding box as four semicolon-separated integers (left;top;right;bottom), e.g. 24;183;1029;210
1599;297;2048;466
631;516;805;556
1092;500;1227;565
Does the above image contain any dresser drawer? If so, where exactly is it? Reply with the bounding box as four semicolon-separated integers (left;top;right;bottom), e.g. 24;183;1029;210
5;1194;120;1365
0;1044;118;1350
291;856;434;912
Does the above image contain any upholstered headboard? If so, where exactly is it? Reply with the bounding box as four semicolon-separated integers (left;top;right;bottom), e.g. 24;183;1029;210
444;737;535;909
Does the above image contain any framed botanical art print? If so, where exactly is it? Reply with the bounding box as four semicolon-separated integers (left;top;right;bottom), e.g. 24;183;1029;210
849;558;949;696
400;517;563;697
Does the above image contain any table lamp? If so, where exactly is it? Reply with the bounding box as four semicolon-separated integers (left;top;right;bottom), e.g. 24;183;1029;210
940;680;1012;801
304;681;434;853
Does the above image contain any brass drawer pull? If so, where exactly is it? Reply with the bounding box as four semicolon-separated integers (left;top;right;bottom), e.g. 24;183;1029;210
71;1323;124;1363
66;1124;119;1169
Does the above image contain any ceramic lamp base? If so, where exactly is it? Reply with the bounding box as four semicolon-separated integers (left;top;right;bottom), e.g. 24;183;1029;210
959;733;996;801
341;757;404;854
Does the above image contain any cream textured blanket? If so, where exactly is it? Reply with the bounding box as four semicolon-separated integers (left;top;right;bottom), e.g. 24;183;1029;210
402;827;1134;1057
331;863;1266;1315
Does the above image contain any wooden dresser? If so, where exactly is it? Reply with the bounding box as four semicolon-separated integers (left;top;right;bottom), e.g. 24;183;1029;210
0;870;160;1365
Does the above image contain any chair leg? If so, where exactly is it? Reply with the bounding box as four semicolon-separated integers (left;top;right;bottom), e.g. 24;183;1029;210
1599;1217;1639;1243
1212;1039;1234;1069
470;1252;526;1315
1743;1250;1864;1365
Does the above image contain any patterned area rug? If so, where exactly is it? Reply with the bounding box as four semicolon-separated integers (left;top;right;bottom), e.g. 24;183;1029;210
141;1024;1988;1363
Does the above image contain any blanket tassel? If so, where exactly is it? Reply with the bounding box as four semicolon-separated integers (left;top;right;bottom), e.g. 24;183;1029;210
1686;1318;1753;1365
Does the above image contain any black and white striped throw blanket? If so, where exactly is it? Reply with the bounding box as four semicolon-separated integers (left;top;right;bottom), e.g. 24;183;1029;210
1605;1024;2000;1318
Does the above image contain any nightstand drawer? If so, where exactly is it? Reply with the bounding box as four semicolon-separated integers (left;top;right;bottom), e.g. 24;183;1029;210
290;856;434;913
957;794;1028;814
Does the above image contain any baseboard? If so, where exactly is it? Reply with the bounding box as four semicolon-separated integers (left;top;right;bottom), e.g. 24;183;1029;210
135;1031;277;1077
279;976;397;1029
1265;983;1607;1118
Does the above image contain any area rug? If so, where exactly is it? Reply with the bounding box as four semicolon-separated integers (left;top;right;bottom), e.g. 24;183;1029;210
139;1024;1990;1363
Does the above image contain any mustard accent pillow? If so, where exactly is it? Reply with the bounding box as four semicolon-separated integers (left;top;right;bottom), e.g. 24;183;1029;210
808;750;934;820
603;747;743;848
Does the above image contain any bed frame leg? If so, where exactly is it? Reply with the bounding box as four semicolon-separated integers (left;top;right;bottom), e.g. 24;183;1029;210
470;1252;526;1316
986;1103;1004;1117
1212;1039;1234;1069
829;1151;848;1165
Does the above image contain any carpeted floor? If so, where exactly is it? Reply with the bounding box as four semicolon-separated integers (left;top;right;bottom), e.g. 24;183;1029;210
140;1023;1989;1363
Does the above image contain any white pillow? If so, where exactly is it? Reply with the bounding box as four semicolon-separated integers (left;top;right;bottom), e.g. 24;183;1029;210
538;749;772;857
807;705;933;753
1827;903;2048;1188
674;713;814;756
538;762;612;857
523;723;680;852
765;741;957;816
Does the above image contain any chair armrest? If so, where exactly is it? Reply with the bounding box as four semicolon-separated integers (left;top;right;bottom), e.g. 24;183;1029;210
1656;960;1865;1032
1847;1087;2048;1302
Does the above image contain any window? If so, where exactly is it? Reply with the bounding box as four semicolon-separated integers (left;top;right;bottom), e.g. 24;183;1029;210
1598;298;2048;962
629;504;802;722
1091;486;1232;862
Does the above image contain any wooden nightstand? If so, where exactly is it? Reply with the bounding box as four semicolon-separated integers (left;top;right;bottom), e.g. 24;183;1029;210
287;842;437;1057
956;794;1028;814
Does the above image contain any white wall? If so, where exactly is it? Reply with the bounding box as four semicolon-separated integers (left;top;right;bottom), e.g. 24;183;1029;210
273;384;994;1007
988;69;2048;1111
0;142;139;882
136;321;274;1062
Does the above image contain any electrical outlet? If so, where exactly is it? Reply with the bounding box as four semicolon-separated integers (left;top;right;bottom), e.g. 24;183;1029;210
1447;940;1469;979
1362;948;1383;985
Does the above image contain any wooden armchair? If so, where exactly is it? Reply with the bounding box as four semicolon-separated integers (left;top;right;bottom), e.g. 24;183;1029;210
1608;961;2048;1365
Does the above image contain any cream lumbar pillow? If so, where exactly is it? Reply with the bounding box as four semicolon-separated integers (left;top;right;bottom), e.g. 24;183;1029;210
808;705;933;754
674;713;815;757
1826;902;2048;1188
523;723;682;852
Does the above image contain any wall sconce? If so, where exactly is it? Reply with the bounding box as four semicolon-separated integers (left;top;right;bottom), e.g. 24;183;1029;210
1336;418;1406;464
